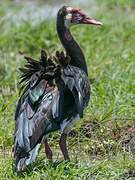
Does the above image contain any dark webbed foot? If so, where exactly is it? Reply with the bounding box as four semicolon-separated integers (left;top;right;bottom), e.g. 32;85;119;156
59;133;70;161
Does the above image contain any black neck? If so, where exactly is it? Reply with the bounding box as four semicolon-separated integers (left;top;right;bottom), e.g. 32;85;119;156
56;15;88;75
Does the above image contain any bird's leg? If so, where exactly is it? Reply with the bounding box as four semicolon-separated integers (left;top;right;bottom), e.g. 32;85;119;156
59;133;70;161
44;139;53;161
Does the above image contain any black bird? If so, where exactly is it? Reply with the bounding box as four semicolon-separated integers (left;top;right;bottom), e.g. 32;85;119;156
13;6;102;171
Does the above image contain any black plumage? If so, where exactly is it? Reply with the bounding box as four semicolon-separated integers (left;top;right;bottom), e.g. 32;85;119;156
14;50;90;170
13;5;102;171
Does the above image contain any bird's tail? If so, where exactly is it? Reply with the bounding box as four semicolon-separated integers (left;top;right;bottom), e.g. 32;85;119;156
15;144;40;172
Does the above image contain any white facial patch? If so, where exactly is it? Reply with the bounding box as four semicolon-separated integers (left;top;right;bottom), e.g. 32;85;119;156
64;13;72;28
66;7;73;12
60;114;80;134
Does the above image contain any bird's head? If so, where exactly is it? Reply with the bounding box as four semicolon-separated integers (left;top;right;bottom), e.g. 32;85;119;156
58;6;102;28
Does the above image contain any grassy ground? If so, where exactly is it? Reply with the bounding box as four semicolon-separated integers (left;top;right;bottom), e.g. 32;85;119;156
0;0;135;179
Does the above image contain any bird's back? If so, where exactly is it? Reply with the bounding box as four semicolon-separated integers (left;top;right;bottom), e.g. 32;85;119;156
14;50;90;171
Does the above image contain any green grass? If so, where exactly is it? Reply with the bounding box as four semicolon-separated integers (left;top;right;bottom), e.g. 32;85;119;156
0;0;135;179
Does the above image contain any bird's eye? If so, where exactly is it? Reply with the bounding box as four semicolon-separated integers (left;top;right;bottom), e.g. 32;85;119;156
71;13;82;23
76;13;82;21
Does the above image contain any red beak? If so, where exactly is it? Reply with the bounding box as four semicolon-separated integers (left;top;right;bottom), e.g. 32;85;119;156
81;16;103;26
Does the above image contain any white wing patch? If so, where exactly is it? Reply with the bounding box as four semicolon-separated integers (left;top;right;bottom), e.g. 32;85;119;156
16;144;40;172
60;114;80;134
